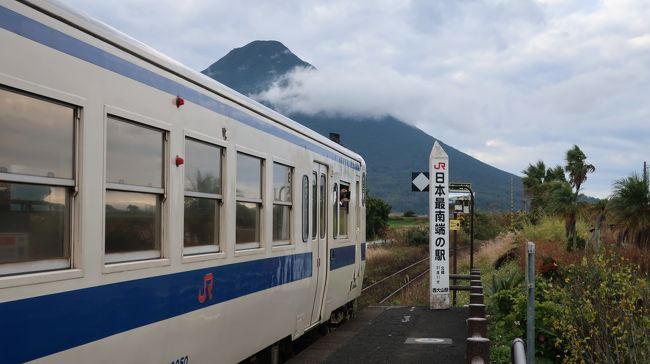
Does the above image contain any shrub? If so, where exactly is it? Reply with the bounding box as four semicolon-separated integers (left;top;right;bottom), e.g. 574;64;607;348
520;215;566;243
403;210;416;217
550;252;650;363
469;212;505;241
366;195;391;240
405;225;429;246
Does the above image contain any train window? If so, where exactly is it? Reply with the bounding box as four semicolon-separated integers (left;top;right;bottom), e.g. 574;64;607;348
301;175;309;243
339;182;350;237
106;117;163;188
272;163;292;245
356;181;361;231
332;183;338;238
319;174;326;239
183;138;222;255
0;87;75;275
236;153;262;249
362;172;366;206
312;172;317;240
105;116;165;263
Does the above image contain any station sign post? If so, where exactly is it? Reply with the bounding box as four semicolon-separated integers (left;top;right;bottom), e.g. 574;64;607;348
429;141;450;310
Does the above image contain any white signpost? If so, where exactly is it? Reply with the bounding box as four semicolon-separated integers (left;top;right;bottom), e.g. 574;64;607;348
429;141;450;309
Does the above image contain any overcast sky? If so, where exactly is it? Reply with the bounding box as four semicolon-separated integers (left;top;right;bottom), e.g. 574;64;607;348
60;0;650;198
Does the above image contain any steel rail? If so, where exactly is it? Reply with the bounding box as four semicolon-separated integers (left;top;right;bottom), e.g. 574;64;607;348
361;257;428;293
378;268;429;304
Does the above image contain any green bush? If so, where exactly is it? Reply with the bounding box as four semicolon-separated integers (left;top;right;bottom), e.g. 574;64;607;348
520;215;566;243
403;210;416;217
405;225;429;246
486;262;565;363
468;212;505;241
366;195;391;240
549;253;650;363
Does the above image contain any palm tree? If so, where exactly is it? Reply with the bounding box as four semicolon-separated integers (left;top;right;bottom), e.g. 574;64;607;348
522;161;567;217
562;145;595;249
565;145;596;197
607;174;650;248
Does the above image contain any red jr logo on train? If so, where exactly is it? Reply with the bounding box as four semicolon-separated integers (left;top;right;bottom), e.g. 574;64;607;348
198;273;214;303
433;162;446;170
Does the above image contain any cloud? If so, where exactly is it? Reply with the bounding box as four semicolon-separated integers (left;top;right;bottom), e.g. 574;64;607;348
59;0;650;198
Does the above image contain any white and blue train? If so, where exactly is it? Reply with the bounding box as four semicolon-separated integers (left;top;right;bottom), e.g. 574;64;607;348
0;1;367;362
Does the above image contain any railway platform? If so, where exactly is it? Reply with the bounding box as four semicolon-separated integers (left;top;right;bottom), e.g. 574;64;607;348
289;306;468;364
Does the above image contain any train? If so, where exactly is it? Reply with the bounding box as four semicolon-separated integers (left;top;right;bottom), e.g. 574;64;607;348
0;1;366;363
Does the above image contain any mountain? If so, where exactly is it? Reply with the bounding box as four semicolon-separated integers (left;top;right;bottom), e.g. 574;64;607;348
202;40;315;95
202;41;525;213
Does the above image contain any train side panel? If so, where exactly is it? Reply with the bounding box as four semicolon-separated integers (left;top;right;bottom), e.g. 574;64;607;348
0;1;366;363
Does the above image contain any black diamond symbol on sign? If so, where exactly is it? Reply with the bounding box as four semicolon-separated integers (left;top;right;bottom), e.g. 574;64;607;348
411;172;429;192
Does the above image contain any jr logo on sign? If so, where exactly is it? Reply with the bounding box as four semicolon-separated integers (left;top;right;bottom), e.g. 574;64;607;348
433;162;446;170
198;273;214;303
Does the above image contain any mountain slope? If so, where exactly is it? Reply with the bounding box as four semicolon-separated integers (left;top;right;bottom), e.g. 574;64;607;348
202;40;314;95
291;113;524;212
202;41;524;213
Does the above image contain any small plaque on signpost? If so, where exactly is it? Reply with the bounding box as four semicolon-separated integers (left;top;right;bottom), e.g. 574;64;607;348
450;183;471;192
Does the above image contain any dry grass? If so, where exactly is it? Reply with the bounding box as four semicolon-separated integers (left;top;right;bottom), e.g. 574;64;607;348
465;233;517;270
515;238;650;275
513;216;650;274
360;242;428;307
383;233;519;306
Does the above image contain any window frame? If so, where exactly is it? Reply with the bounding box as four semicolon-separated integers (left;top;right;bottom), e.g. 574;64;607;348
301;175;309;243
271;161;293;246
0;83;81;281
312;171;317;240
333;182;338;239
234;147;266;252
338;180;351;239
319;173;326;240
102;106;171;271
182;133;225;258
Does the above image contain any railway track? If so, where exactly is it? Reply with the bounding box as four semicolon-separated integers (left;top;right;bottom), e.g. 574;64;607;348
361;244;474;304
360;257;429;304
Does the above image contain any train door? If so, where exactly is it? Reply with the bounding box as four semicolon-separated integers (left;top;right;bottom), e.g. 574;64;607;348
354;178;362;283
310;163;328;324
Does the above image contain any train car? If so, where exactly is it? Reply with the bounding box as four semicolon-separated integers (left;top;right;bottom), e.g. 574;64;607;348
0;1;367;363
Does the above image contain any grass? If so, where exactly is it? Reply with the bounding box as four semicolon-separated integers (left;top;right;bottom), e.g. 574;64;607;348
382;232;519;306
387;216;428;228
360;242;428;307
514;215;650;274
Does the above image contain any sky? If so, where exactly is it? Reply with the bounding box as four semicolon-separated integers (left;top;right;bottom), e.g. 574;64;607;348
59;0;650;198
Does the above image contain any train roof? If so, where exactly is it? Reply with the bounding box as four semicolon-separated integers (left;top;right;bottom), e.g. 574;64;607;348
22;0;365;167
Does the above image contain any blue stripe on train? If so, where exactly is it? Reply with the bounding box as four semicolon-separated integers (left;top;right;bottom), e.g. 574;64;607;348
0;5;360;171
329;245;355;271
0;253;312;364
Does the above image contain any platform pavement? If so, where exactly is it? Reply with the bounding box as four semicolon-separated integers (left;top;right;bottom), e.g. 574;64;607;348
288;306;468;364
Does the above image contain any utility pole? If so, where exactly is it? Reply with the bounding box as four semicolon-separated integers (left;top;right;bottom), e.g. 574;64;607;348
510;175;514;226
644;161;648;184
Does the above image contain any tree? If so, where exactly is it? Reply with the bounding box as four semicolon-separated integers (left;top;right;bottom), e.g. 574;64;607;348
607;174;650;248
522;146;595;250
565;145;596;197
366;195;391;240
562;145;595;249
522;160;566;216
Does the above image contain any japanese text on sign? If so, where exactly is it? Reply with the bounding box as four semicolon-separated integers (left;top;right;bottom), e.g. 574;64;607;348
429;141;450;309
